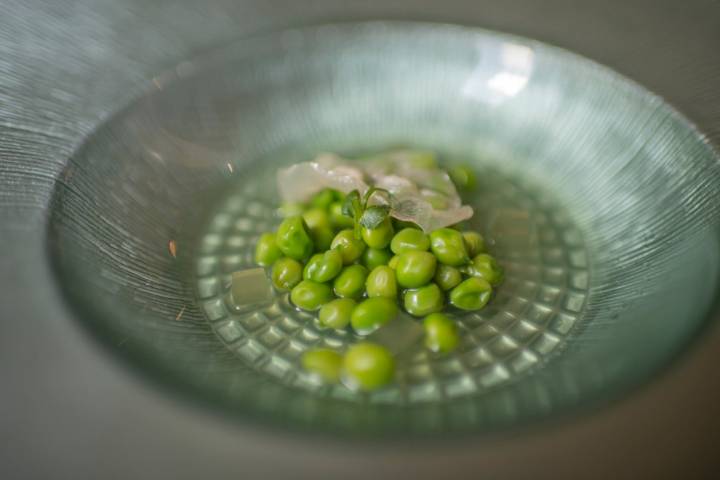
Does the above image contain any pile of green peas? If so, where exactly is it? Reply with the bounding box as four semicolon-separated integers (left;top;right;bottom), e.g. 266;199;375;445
254;184;503;391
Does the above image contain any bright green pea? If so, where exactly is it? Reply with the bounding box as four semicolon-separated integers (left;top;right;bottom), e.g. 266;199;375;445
388;255;400;270
303;208;333;251
434;264;463;291
350;296;398;334
462;231;486;257
343;342;395;391
310;189;338;210
313;227;335;251
466;253;504;286
303;249;343;283
333;264;368;299
290;280;334;311
365;266;398;298
390;227;430;255
448;164;477;191
271;257;303;291
329;201;355;229
395;251;437;288
404;283;444;316
302;207;329;228
331;229;366;265
423;313;459;353
361;247;393;270
319;298;356;329
276;215;314;261
302;349;342;383
361;217;394;249
429;228;470;266
254;232;282;267
449;277;492;311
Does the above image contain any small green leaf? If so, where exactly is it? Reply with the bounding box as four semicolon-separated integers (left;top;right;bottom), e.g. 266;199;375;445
362;187;392;209
342;190;362;218
359;205;391;229
341;190;359;217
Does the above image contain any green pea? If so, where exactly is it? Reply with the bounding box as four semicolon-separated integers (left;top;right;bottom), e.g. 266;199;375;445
315;227;335;251
429;228;469;266
302;208;330;230
278;202;305;218
361;217;394;249
449;277;492;311
303;249;343;283
351;297;398;334
361;247;393;270
448;164;477;191
329;201;355;229
365;266;398;298
302;349;342;383
423;313;459;353
302;208;333;251
290;280;334;311
333;264;368;299
404;283;444;316
466;254;504;286
395;251;437;288
254;232;282;267
319;298;356;329
330;229;366;265
276;215;314;261
434;264;463;291
310;188;338;210
390;227;430;255
342;342;395;391
388;255;400;270
271;257;303;291
462;231;486;257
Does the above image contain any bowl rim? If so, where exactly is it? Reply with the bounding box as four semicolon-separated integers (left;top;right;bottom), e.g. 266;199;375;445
43;19;720;443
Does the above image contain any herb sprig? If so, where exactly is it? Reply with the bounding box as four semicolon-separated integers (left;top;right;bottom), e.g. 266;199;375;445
342;187;392;238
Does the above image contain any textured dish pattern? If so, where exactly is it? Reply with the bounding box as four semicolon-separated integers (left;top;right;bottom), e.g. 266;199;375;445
197;166;588;403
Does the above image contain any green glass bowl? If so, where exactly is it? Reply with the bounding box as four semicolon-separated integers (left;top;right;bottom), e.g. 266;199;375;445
48;22;720;436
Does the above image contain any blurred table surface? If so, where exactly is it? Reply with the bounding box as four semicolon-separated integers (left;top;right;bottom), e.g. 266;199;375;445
1;1;719;478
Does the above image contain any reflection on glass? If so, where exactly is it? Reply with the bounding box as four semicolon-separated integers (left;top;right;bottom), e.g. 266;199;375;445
462;42;534;104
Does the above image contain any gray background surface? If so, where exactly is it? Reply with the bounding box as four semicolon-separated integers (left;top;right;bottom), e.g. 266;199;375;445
1;1;719;478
